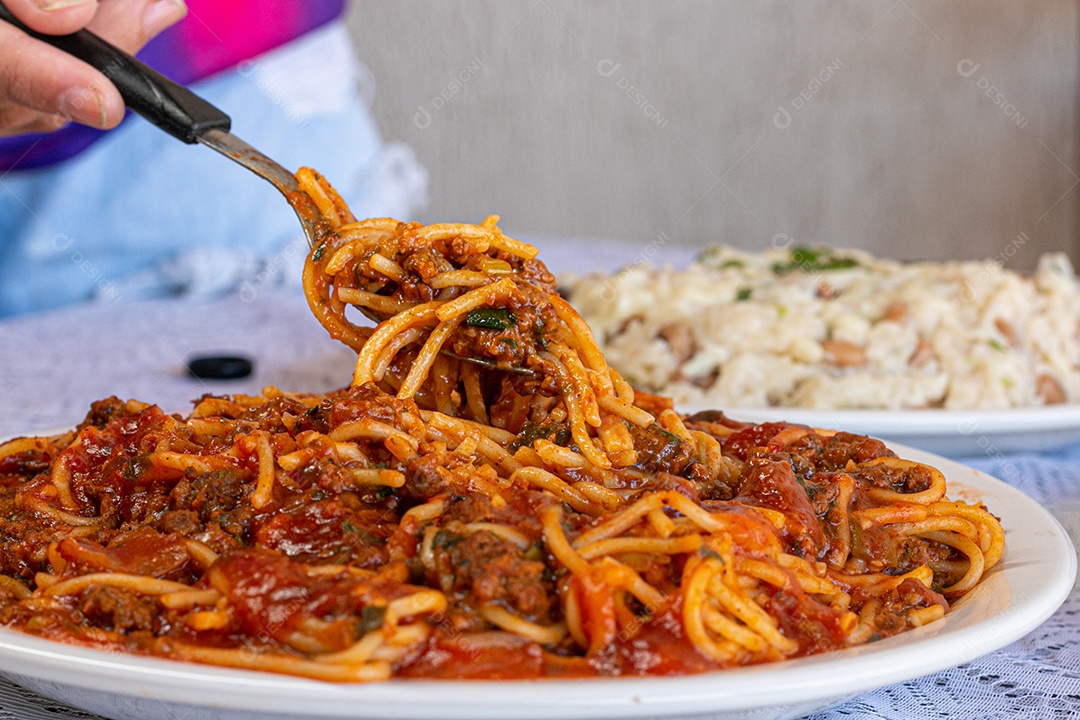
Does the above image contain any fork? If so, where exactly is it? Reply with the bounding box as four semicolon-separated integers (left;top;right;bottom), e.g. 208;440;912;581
0;1;327;249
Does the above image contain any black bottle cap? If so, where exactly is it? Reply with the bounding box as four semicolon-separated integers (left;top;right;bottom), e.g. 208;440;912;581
186;355;254;380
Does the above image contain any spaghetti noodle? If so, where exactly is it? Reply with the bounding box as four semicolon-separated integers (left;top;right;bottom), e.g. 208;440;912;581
0;169;1004;681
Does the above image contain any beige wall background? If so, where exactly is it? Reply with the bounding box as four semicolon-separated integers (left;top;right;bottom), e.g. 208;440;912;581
348;1;1079;270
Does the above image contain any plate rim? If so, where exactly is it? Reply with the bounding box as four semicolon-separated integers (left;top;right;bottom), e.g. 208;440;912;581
0;442;1071;719
677;403;1080;433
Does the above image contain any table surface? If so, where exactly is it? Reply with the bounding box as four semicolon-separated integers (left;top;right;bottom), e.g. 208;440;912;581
1;238;1078;720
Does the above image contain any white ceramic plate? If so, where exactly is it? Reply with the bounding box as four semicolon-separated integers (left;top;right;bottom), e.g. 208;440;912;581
678;404;1080;458
0;445;1072;720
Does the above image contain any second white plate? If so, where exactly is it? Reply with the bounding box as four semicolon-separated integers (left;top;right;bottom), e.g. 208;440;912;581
679;404;1080;457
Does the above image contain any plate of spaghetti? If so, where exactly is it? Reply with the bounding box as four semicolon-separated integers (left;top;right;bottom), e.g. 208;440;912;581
0;172;1072;720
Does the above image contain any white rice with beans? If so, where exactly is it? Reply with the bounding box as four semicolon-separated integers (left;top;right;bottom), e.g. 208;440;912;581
562;246;1080;409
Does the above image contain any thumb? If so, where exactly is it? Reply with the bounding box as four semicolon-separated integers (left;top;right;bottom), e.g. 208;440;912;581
85;0;187;56
0;0;100;36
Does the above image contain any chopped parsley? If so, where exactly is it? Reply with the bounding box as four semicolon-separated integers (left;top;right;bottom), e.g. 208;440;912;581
771;247;860;275
652;426;683;446
699;546;724;562
466;308;517;330
432;529;463;550
694;247;721;263
123;455;152;483
359;606;387;635
511;422;569;451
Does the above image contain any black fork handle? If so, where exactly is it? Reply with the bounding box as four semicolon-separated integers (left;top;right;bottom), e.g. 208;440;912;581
0;0;230;143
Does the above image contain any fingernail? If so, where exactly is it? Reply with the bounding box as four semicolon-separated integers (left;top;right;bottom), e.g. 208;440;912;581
143;0;187;36
58;86;107;128
97;88;108;128
38;0;93;11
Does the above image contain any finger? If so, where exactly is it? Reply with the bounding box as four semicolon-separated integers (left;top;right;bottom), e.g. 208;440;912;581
0;97;68;137
2;0;99;36
19;113;69;134
86;0;186;55
0;21;124;129
0;106;67;137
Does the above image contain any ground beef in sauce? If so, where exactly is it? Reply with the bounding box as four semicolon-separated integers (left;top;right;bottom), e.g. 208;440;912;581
170;470;246;523
629;424;695;476
432;529;553;623
79;585;161;634
818;432;893;468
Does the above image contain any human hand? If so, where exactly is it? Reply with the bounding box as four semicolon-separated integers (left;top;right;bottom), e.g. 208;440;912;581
0;0;187;137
